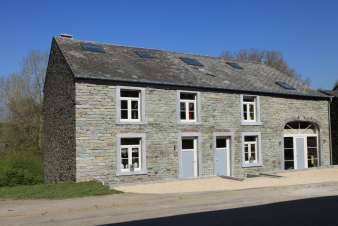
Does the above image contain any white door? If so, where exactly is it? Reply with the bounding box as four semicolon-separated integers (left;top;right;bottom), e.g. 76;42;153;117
181;137;198;178
214;136;230;176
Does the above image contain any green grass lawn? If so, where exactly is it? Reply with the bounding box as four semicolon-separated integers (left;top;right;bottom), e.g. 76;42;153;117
0;181;122;200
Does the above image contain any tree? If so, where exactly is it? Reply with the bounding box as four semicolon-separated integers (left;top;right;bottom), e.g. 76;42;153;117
222;49;299;78
0;50;48;154
334;81;338;90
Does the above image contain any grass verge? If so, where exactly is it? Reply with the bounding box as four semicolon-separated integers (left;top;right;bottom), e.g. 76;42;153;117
0;181;122;200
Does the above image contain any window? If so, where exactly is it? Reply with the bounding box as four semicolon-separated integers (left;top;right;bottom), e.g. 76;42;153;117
216;137;227;149
226;62;243;70
180;57;204;67
242;133;262;167
117;134;146;175
182;138;195;150
117;87;145;123
120;138;141;172
307;136;318;168
284;137;294;169
275;81;296;90
81;43;105;53
179;92;198;122
241;95;260;124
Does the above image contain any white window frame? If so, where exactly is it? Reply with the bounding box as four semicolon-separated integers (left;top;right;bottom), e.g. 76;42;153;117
283;134;319;170
120;140;142;173
116;86;146;124
177;90;200;124
240;95;261;125
116;133;147;176
241;132;263;167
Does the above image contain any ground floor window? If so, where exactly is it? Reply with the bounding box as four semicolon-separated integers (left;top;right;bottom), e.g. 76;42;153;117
117;134;146;175
242;133;261;167
120;138;141;172
307;136;318;168
284;137;294;169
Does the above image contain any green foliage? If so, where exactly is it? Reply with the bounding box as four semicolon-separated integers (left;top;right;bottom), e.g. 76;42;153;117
0;181;121;200
0;151;43;187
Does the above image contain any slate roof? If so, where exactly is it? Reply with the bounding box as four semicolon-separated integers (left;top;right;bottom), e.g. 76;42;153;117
320;89;338;97
54;36;328;99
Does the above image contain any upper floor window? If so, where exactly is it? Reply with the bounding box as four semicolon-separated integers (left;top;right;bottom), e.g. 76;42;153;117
117;87;145;123
120;90;140;121
241;95;260;124
179;92;198;122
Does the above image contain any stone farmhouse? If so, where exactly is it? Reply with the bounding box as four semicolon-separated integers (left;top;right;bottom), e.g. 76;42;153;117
43;35;333;185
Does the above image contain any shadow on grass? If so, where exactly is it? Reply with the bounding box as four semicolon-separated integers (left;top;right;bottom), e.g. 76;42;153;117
99;195;338;226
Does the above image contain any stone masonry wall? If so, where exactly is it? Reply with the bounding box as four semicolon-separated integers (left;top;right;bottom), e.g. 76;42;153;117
43;40;76;182
75;82;330;185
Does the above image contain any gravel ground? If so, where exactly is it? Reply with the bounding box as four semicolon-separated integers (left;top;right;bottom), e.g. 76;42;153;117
115;167;338;194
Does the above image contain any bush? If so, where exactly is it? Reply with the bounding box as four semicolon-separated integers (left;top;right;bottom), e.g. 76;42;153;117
0;151;43;187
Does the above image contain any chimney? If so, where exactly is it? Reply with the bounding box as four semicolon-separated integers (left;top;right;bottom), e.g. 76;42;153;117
60;33;73;39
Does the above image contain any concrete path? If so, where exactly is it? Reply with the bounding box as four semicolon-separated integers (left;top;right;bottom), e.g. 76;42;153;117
115;167;338;194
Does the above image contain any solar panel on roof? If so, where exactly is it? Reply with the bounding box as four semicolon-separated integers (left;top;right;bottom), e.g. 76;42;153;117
180;57;204;67
275;81;296;90
81;43;105;53
226;62;243;70
135;51;155;59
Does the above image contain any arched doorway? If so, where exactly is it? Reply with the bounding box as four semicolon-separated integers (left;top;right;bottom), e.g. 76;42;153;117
283;121;319;170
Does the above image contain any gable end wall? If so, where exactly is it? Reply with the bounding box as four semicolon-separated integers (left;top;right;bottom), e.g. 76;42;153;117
43;40;76;182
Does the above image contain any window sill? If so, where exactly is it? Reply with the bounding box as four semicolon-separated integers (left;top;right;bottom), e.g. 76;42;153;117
241;163;263;168
116;121;147;125
116;171;148;176
241;121;263;126
178;121;201;125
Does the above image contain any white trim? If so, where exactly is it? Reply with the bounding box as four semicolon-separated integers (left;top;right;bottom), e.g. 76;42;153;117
116;86;146;124
177;90;201;124
116;133;147;176
241;132;263;167
240;95;262;126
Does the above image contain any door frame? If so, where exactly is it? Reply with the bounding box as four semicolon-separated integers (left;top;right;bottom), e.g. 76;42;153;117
284;134;319;170
213;132;234;177
178;132;201;178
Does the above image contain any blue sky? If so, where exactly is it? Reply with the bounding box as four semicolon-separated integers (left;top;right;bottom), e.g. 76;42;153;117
0;0;337;89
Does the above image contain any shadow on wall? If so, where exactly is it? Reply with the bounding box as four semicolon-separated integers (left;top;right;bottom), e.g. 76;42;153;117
99;195;338;226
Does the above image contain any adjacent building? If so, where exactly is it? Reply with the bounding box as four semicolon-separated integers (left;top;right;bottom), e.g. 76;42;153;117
321;85;338;164
43;35;332;185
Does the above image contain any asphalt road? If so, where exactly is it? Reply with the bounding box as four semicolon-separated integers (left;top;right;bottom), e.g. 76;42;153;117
101;195;338;226
2;182;338;226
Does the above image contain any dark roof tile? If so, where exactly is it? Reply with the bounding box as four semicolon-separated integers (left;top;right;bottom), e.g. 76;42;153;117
54;37;327;99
